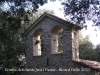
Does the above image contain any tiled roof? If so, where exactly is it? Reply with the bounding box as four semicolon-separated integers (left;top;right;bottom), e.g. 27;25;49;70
73;59;100;70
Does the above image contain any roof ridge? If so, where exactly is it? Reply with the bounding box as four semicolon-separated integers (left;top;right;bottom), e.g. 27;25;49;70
22;13;81;36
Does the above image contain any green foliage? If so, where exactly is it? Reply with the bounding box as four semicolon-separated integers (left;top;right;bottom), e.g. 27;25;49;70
95;44;100;61
79;33;99;61
0;0;54;74
79;39;97;60
30;9;55;25
0;0;48;17
0;8;25;75
62;0;100;28
20;9;55;34
0;8;54;75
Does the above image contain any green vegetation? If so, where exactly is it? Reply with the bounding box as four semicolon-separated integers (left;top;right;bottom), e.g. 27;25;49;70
20;9;55;34
0;0;100;74
0;8;54;75
62;0;100;28
79;32;100;61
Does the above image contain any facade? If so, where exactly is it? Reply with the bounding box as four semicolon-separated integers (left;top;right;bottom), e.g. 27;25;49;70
22;13;100;75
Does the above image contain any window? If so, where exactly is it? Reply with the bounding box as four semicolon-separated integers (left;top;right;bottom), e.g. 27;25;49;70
51;25;63;54
33;28;43;56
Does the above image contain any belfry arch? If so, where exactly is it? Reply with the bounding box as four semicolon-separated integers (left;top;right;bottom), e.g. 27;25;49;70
33;28;43;56
51;25;63;54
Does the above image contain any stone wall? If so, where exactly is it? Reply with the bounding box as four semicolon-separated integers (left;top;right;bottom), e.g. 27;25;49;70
21;16;95;75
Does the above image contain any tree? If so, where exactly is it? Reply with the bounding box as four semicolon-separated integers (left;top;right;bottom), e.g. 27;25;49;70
0;12;26;74
95;44;100;51
0;0;49;33
95;44;100;61
20;9;55;34
0;8;54;75
30;9;55;24
0;0;48;74
0;0;48;16
0;0;51;37
62;0;100;28
79;34;98;61
0;0;55;74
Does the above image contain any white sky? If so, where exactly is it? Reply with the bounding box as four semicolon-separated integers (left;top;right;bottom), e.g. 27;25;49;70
40;0;100;45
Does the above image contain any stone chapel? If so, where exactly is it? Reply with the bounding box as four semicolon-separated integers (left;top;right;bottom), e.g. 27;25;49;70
22;13;100;75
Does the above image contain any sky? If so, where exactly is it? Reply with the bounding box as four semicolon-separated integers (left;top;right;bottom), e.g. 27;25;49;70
40;0;100;46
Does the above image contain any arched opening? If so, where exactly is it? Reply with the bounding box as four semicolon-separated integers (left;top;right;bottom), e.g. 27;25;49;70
72;31;79;60
33;28;44;56
51;25;63;54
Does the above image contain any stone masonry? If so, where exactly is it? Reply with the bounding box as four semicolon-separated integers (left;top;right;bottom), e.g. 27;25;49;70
21;13;99;75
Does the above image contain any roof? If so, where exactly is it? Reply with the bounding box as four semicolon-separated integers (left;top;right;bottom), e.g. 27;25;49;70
73;59;100;71
22;12;81;36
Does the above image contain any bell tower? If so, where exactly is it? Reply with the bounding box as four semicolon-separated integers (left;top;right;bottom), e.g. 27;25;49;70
22;13;81;75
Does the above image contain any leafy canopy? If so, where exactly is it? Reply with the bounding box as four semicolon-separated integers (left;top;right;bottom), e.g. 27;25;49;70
62;0;100;28
79;33;99;61
0;0;48;16
0;0;49;74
